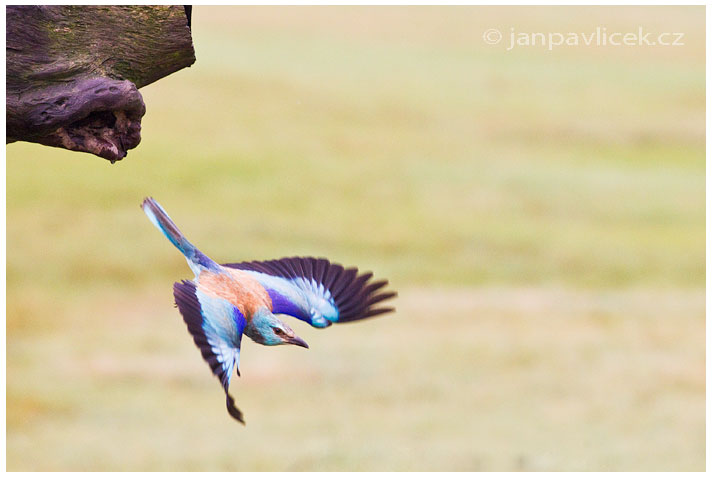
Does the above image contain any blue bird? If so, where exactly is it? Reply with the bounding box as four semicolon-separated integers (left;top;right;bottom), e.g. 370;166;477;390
142;197;396;423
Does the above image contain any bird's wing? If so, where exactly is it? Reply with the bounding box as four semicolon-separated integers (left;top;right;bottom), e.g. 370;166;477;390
223;257;396;328
173;280;247;423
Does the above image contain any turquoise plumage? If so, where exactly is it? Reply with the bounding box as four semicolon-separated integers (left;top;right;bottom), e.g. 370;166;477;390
142;197;396;423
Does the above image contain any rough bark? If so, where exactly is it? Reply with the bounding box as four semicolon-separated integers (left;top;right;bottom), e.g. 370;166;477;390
6;5;195;162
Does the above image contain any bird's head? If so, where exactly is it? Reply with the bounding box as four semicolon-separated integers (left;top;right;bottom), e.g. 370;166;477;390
249;308;309;348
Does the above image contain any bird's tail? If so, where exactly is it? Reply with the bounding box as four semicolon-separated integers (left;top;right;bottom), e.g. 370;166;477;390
142;197;218;272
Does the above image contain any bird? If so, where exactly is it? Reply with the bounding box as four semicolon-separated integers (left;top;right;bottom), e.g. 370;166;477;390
141;197;396;424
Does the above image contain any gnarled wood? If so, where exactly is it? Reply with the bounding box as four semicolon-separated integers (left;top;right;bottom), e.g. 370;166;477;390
6;5;195;162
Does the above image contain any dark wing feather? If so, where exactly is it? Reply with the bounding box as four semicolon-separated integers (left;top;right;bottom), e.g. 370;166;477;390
173;280;245;424
313;258;329;285
224;256;396;323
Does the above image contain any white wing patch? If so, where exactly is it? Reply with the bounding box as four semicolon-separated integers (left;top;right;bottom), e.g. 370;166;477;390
195;287;243;382
290;277;338;325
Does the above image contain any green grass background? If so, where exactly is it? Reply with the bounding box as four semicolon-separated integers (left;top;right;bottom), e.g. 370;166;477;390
6;6;705;471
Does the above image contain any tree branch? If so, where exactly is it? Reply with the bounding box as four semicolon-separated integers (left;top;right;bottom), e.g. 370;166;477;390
6;5;196;162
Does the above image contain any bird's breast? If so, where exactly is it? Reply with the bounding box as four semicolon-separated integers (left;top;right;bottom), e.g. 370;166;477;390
197;268;272;319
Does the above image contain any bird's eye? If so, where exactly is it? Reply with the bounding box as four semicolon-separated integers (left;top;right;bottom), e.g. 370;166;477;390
272;327;285;336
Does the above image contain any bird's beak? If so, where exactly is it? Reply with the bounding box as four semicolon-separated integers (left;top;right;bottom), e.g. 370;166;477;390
289;335;309;349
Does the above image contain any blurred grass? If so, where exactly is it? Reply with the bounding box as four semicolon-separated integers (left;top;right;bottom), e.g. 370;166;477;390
6;6;705;471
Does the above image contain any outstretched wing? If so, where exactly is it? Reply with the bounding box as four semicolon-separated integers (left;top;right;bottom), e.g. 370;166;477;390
173;280;247;423
223;257;396;328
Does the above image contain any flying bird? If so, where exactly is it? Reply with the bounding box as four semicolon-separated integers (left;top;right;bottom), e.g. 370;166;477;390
141;197;396;424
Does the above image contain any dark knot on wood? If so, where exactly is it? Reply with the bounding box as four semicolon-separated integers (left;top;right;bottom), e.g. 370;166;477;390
8;77;146;163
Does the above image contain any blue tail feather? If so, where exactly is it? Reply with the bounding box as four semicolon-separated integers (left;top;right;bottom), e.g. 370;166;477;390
142;197;219;272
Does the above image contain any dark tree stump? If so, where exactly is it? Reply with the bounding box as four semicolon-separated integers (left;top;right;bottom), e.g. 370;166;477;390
6;5;195;162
